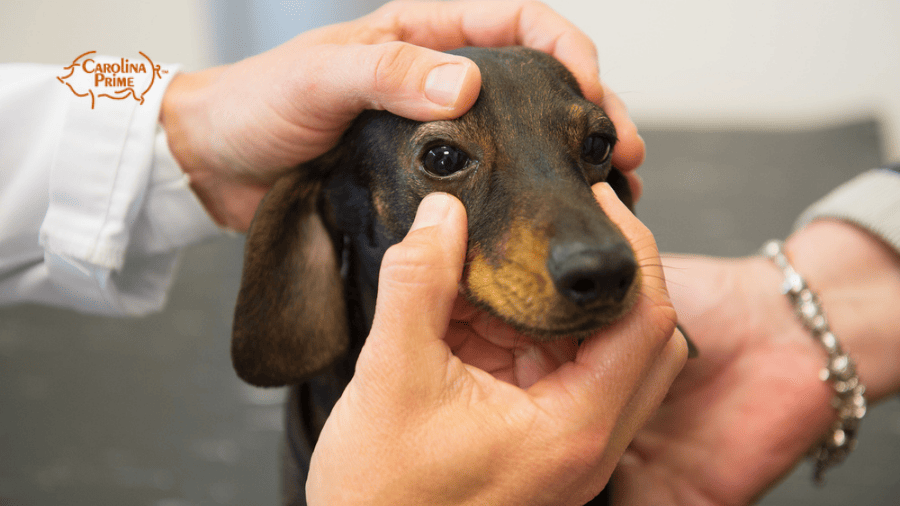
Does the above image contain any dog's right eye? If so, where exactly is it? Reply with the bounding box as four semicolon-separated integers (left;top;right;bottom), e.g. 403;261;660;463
581;134;613;166
423;145;469;177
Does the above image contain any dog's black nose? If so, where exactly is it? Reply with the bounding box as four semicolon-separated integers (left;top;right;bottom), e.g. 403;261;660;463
547;241;637;306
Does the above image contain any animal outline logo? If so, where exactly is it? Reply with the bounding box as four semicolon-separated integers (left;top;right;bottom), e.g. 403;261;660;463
58;51;165;109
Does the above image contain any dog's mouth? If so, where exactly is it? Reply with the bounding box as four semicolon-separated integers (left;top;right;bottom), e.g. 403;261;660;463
460;229;641;341
458;278;641;341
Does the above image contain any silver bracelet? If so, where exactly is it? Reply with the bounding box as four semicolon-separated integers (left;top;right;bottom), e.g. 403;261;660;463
760;239;867;483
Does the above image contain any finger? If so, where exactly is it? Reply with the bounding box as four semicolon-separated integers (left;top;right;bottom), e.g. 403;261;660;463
603;84;645;172
355;1;604;105
588;329;687;505
587;182;675;360
580;182;677;400
592;182;662;291
609;333;689;506
293;41;482;123
530;184;676;422
609;328;688;452
537;292;678;427
625;172;644;203
525;298;680;499
381;1;645;173
368;193;469;354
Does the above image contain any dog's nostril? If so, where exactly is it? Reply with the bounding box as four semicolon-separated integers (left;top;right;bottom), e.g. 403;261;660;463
548;242;637;307
570;278;597;295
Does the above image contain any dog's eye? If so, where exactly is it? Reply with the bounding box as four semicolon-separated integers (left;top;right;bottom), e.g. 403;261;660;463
423;145;470;177
581;134;613;165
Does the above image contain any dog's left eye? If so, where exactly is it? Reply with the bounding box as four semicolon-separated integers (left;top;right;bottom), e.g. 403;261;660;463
581;134;613;165
423;145;470;177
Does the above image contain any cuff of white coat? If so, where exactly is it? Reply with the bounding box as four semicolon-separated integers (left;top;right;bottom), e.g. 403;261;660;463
129;126;224;255
794;168;900;254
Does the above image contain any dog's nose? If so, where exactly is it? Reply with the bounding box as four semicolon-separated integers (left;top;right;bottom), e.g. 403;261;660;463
547;241;637;307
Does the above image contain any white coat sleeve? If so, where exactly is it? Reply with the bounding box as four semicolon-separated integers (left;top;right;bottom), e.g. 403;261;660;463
0;60;222;316
793;166;900;255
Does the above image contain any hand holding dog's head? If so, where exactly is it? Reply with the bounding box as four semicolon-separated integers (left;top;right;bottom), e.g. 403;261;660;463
232;47;640;386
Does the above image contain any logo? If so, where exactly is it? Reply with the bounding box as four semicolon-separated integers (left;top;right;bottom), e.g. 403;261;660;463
58;51;166;109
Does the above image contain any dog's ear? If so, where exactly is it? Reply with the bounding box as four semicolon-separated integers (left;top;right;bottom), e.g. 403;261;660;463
606;167;634;211
231;157;349;387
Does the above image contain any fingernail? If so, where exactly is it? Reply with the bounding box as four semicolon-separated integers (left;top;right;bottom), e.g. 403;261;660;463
410;193;453;232
425;63;468;108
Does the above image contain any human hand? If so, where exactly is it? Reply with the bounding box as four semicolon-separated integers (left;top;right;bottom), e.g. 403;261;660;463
614;220;900;505
159;0;645;231
306;184;686;506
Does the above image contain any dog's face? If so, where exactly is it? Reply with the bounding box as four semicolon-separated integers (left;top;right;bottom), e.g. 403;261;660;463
232;47;640;386
344;47;639;338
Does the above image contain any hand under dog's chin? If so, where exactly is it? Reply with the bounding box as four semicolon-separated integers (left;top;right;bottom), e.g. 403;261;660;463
446;296;580;388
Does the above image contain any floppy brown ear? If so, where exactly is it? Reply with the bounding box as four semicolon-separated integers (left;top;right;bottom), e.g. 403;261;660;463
231;166;348;387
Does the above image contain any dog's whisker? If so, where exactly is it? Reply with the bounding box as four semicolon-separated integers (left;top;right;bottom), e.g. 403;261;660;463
661;280;689;291
660;253;703;260
658;262;690;271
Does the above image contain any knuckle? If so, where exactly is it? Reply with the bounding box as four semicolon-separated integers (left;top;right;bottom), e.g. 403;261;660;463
522;0;551;12
638;290;678;350
518;0;555;22
546;427;610;482
381;239;433;280
371;41;418;99
380;0;413;16
381;232;459;288
366;1;405;41
382;240;424;268
377;0;405;14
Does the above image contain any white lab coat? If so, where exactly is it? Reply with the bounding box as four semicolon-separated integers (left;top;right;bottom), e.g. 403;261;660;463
0;59;221;315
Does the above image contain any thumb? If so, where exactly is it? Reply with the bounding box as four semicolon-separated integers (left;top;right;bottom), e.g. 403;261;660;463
368;193;469;355
306;42;482;121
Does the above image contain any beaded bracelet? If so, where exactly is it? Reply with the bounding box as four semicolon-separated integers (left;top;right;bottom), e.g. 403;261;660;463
760;239;867;483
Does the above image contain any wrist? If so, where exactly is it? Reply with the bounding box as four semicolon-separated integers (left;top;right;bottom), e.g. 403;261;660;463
159;70;220;221
784;219;900;403
761;238;870;480
159;68;268;231
738;254;837;419
159;69;221;180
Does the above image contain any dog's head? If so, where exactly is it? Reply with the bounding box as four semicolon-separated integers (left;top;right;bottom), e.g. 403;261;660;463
232;47;639;386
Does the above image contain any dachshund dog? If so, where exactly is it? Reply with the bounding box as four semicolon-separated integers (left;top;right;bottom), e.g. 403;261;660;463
232;47;659;505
